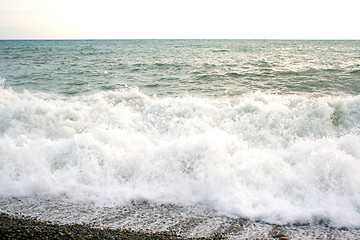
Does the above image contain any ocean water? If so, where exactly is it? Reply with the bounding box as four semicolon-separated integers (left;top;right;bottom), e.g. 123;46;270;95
0;40;360;238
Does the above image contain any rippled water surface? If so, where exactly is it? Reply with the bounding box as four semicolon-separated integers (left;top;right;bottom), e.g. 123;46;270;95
1;40;359;96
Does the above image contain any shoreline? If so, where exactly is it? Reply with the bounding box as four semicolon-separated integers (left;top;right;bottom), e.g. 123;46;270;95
1;196;360;239
0;212;190;239
0;211;298;240
2;212;360;240
2;211;356;240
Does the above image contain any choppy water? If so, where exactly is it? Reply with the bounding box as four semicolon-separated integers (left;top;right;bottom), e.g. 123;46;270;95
0;40;360;238
1;40;359;97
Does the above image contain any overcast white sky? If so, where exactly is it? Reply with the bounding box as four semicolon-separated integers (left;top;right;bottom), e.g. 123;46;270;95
0;0;359;39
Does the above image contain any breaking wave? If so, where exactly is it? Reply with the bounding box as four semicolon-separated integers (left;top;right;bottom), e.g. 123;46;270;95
0;86;360;227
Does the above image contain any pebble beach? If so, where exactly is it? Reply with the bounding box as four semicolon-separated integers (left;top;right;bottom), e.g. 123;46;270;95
0;212;188;240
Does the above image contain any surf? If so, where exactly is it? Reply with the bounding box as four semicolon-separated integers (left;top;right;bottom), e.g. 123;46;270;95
1;86;359;227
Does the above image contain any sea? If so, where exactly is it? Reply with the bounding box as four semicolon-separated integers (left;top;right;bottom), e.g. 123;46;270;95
0;40;359;239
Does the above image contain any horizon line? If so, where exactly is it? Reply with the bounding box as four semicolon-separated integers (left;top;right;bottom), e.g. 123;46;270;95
1;38;359;41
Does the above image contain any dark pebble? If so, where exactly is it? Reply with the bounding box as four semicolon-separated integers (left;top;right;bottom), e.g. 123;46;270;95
0;212;224;239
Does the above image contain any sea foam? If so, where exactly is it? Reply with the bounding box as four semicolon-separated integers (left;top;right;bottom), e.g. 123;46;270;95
0;87;360;227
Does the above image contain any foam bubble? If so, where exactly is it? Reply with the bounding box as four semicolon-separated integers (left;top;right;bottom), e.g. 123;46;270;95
0;88;360;227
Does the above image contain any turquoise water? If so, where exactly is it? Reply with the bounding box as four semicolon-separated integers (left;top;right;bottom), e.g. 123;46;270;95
0;40;360;236
1;40;359;96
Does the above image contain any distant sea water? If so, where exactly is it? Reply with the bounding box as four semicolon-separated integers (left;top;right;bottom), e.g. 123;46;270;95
0;40;360;238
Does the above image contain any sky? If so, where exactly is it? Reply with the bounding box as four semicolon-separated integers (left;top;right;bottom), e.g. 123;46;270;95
0;0;359;39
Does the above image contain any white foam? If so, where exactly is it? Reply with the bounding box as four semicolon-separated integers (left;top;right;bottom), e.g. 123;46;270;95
0;87;360;227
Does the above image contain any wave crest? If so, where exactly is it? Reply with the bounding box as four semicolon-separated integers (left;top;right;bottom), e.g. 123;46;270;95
0;88;360;227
